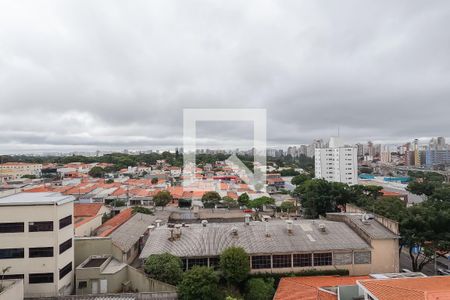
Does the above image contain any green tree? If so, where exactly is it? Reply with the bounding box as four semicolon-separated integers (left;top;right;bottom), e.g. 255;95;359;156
248;196;275;210
291;173;311;186
153;190;172;210
105;178;114;184
202;191;221;208
401;202;450;271
219;247;250;285
88;166;106;178
279;168;300;176
144;253;183;285
222;196;239;208
177;266;220;300
238;193;250;207
280;201;295;214
151;177;158;184
132;206;153;215
111;199;126;207
245;278;275;300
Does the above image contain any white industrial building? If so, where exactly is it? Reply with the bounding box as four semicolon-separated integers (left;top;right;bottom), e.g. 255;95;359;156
0;192;75;298
315;137;358;185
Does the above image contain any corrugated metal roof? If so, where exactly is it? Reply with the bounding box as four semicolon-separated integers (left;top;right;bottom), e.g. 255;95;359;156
139;220;371;259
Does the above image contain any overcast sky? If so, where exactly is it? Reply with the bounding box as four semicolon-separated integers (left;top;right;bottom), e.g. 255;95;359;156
1;1;449;154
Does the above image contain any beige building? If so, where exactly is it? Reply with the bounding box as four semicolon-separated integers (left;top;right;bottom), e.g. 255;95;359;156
139;213;399;276
0;279;24;300
0;192;75;298
74;203;110;237
74;237;176;295
0;162;42;182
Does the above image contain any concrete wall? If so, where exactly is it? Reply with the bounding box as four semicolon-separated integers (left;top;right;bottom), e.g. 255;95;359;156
127;266;176;292
75;215;103;237
0;279;24;300
371;239;400;273
74;237;113;267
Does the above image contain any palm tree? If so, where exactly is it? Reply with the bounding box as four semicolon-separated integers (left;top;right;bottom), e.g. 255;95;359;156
0;266;11;292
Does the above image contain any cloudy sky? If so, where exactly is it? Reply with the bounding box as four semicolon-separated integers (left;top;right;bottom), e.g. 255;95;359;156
1;1;449;154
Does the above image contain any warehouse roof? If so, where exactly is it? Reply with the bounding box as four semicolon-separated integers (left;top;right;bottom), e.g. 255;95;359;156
140;219;371;259
0;192;74;206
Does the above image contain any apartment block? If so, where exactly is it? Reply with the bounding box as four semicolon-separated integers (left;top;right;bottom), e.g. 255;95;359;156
0;192;75;298
315;137;358;185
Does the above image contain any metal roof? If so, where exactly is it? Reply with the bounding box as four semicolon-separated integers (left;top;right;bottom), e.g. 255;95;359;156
110;211;170;252
139;219;371;259
0;192;74;206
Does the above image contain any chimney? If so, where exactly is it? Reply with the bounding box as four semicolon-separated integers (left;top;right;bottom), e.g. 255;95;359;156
286;220;293;234
155;220;162;228
201;220;208;227
146;225;155;236
244;214;251;225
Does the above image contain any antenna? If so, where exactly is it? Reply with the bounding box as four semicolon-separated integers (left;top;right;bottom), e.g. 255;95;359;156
337;126;340;137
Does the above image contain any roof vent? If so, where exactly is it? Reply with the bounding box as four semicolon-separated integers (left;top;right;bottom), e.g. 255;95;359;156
231;226;238;236
361;213;374;225
319;223;326;232
174;224;182;238
155;219;162;227
286;220;293;234
244;214;251;225
201;220;208;227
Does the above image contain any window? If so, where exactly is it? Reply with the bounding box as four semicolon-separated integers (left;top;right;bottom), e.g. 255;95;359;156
78;281;88;289
293;253;311;267
209;257;220;269
0;248;24;259
251;255;271;269
2;274;24;279
59;238;72;254
333;252;352;265
0;222;24;233
59;262;72;279
29;273;54;284
181;258;188;271
354;251;371;264
187;257;208;269
59;215;72;229
29;247;54;258
29;221;53;232
313;253;332;266
272;255;291;268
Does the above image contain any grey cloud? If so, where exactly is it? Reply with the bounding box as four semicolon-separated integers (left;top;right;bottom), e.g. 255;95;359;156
0;0;449;153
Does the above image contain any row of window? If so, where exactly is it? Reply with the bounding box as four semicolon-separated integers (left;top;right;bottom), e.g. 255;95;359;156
0;238;72;259
0;215;72;233
180;252;371;270
1;262;72;283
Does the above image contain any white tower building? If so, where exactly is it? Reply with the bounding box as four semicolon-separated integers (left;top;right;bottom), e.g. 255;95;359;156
315;137;358;185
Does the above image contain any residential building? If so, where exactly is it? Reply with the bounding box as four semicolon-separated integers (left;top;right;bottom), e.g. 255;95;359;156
380;145;392;164
425;148;450;167
0;192;75;298
315;137;358;185
0;162;42;182
74;203;110;237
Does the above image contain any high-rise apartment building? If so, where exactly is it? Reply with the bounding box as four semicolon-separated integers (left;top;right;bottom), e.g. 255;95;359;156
315;137;358;185
0;192;75;298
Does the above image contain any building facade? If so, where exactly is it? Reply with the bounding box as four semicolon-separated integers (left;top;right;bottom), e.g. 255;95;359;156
315;137;358;185
0;163;42;182
0;192;75;298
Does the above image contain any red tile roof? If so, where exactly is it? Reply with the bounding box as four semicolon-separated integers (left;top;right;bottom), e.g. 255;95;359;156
95;208;133;237
74;203;103;217
358;276;450;300
274;276;370;300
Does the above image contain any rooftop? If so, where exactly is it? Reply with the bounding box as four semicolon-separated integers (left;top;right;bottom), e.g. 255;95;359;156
74;203;104;217
274;275;370;300
358;276;450;300
0;192;74;206
140;219;371;259
110;211;170;252
95;208;134;237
